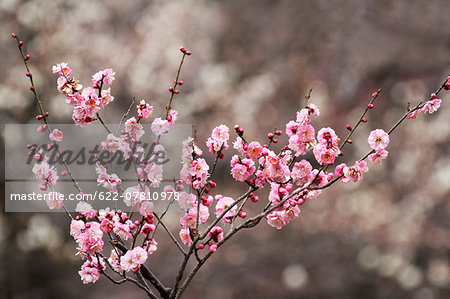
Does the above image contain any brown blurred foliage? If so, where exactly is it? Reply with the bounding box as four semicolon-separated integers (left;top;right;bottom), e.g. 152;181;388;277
1;0;449;298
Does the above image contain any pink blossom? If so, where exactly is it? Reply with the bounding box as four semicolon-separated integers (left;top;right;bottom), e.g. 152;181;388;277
407;109;421;119
286;121;300;137
74;222;104;257
125;117;144;141
52;62;72;77
100;88;114;106
317;127;340;147
139;201;154;217
313;143;339;165
179;228;193;246
70;219;85;238
335;163;347;177
368;149;388;164
178;192;197;211
37;125;47;133
167;109;178;124
267;211;288;229
209;244;218;252
92;68;115;86
422;99;441;114
108;249;122;272
342;161;369;183
32;161;59;187
96;163;122;192
368;129;389;150
291;160;313;185
151;117;171;136
233;136;246;155
141;223;155;235
246;141;263;159
296;109;311;125
215;195;236;223
76;201;97;218
206;124;229;154
113;222;132;240
137;99;153;119
101;133;123;152
120;250;138;272
100;218;113;233
79;266;100;284
49;129;63;142
46;191;64;209
190;158;209;189
230;156;255;182
131;246;148;265
307;103;320;116
208;226;224;243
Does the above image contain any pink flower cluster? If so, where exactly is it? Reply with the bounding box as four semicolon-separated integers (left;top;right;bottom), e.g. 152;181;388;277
53;63;115;126
286;108;317;156
313;127;341;165
206;124;229;154
367;129;389;164
407;96;442;119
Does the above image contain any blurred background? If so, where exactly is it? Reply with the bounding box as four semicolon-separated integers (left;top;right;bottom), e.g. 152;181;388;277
1;0;450;298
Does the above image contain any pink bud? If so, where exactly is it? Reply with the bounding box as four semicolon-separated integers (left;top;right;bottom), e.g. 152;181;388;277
19;41;24;47
61;170;67;176
346;125;352;131
168;86;174;92
179;47;186;53
26;72;32;77
209;244;217;252
11;33;16;38
134;220;141;226
24;54;30;61
431;93;437;99
178;80;184;85
347;139;353;144
186;51;192;55
368;103;374;109
30;86;35;91
198;243;205;249
174;89;180;94
361;118;368;123
239;211;247;218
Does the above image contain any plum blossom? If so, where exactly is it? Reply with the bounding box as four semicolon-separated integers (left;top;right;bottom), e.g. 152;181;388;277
92;68;115;86
291;160;313;185
96;163;122;192
215;195;236;223
179;228;193;246
137;99;153;119
368;149;389;164
49;129;63;142
101;133;123;153
368;129;389;150
208;226;223;243
32;161;59;187
342;161;369;183
52;62;72;77
76;201;97;218
230;155;255;182
422;99;441;114
125;117;144;141
151;117;171;136
46;191;64;209
206;124;229;154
